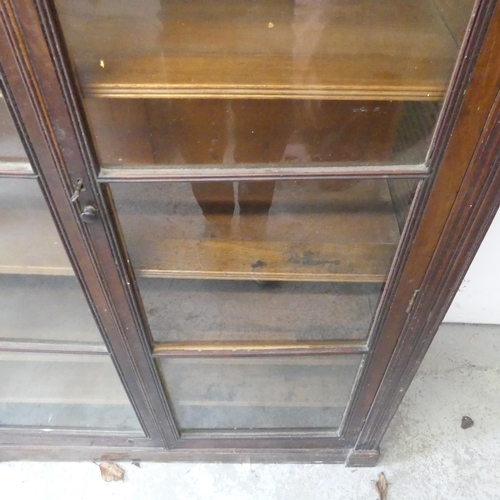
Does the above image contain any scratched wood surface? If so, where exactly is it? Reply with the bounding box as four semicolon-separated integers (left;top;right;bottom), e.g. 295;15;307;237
54;0;466;100
113;179;402;281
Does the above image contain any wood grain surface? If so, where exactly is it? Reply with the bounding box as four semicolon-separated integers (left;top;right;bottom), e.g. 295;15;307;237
113;179;403;281
54;0;467;100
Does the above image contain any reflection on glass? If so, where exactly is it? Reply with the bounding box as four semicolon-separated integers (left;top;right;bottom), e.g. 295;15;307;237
0;178;102;344
112;179;418;343
85;98;441;167
158;355;362;431
55;0;475;168
0;352;142;430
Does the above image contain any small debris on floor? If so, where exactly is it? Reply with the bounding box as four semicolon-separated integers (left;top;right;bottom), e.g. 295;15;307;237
374;472;389;500
461;416;474;429
132;460;141;468
97;462;125;482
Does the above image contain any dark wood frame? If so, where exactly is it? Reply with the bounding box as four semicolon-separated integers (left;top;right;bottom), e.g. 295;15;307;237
0;0;499;464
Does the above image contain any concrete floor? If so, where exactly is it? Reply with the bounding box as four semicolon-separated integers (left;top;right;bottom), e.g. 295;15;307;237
0;323;498;499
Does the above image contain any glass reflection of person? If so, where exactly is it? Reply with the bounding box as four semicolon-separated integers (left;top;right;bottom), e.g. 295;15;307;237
160;0;295;240
170;99;293;240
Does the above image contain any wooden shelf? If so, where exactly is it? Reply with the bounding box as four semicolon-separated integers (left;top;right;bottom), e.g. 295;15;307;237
1;178;408;282
56;0;468;100
137;239;395;282
114;179;404;282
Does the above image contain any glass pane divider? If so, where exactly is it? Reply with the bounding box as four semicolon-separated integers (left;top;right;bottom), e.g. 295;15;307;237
99;164;429;183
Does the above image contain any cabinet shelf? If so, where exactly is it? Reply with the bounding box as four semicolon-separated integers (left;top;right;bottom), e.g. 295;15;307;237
2;178;408;282
114;179;406;282
57;0;466;100
135;239;395;282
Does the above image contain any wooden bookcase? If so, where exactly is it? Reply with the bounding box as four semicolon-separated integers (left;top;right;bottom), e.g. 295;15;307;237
0;0;499;464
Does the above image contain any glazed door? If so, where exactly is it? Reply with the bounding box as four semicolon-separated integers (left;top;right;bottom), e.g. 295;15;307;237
0;87;148;444
3;0;497;452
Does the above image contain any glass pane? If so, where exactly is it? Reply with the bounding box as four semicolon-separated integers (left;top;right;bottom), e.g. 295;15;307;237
54;0;476;169
0;178;102;345
0;95;31;174
143;280;381;343
112;179;418;343
0;352;142;431
158;355;362;431
0;275;103;344
0;177;143;432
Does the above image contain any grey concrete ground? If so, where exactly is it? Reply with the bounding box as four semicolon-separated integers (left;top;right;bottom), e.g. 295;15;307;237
0;323;498;499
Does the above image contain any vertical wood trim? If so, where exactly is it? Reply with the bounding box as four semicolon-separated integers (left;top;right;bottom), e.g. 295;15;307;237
344;0;500;445
355;88;500;452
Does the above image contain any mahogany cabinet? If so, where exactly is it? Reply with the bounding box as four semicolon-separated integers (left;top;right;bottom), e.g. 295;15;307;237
0;0;499;465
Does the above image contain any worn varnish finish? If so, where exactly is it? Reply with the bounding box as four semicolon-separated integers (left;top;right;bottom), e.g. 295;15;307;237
0;0;498;464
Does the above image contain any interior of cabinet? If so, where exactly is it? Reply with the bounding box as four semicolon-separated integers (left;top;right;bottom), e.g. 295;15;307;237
0;274;103;347
158;355;362;430
0;352;142;430
0;95;32;174
143;279;382;343
113;179;406;282
55;0;473;100
113;179;417;344
0;178;74;275
1;176;411;347
85;98;441;169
